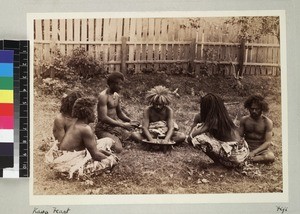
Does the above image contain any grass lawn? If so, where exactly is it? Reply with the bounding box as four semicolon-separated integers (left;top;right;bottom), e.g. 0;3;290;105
33;73;283;195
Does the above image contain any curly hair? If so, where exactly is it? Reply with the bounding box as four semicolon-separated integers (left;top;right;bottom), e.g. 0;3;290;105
200;93;236;141
145;85;173;106
107;72;124;86
244;94;269;112
60;90;83;115
72;97;97;120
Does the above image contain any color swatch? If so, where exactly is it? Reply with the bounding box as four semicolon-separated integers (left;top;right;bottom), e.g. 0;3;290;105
0;40;30;178
0;50;14;169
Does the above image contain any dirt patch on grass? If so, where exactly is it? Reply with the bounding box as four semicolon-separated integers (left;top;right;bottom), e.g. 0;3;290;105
33;74;283;195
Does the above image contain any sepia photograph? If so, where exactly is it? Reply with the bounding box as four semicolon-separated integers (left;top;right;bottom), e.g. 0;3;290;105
29;11;287;205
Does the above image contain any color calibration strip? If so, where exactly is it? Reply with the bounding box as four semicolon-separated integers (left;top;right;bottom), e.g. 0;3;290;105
0;40;30;178
0;50;14;176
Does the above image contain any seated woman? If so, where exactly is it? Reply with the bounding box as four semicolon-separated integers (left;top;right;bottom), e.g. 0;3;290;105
53;90;83;144
132;85;186;148
188;93;249;168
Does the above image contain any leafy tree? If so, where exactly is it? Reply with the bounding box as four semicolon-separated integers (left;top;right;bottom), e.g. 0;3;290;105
224;16;280;43
181;17;280;93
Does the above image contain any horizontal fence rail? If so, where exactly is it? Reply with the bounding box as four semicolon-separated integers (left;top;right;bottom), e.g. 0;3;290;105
34;17;281;76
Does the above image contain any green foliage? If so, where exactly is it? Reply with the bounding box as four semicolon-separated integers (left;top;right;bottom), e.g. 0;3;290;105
224;16;280;42
66;47;105;79
38;78;68;96
35;46;107;95
180;18;203;29
140;63;190;76
180;17;280;43
36;46;105;81
36;47;70;80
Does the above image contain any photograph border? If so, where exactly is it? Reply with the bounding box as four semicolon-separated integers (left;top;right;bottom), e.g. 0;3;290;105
28;10;288;205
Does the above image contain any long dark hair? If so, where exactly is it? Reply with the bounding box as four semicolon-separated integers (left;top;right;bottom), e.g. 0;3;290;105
60;90;83;116
200;93;236;141
72;97;97;121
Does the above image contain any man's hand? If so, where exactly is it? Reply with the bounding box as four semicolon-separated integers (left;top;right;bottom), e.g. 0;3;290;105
187;136;193;144
122;122;135;131
130;120;140;128
249;151;255;159
161;139;169;144
153;139;161;144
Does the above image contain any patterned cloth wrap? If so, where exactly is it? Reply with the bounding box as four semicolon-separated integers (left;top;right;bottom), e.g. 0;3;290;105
45;137;118;179
95;122;131;142
147;121;179;139
191;124;249;167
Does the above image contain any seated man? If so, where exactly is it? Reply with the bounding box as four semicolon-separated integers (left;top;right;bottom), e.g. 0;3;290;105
47;97;118;179
95;72;138;153
132;85;186;146
53;90;83;144
239;94;275;163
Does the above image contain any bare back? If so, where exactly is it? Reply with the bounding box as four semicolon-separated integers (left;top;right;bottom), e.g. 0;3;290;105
53;113;77;142
59;122;93;151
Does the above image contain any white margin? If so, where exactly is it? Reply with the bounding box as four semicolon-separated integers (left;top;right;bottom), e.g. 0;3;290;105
28;10;288;205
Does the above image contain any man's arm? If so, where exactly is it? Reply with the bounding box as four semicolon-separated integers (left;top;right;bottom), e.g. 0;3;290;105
163;107;175;142
142;108;155;142
53;115;65;142
251;118;273;156
82;126;108;161
116;99;131;122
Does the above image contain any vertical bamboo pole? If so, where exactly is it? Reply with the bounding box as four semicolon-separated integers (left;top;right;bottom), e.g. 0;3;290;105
73;19;80;50
59;19;66;55
121;37;128;74
44;19;50;61
66;19;73;55
95;19;103;60
88;19;95;58
35;20;42;77
189;38;196;75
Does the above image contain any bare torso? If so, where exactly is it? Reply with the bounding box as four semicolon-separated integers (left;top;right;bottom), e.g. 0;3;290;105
98;89;120;121
148;106;169;123
242;115;269;144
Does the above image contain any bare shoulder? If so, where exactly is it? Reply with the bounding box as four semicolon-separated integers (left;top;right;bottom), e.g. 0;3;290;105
98;89;108;103
54;113;65;124
165;105;173;113
145;106;151;112
77;123;93;136
263;115;273;126
239;115;250;124
98;89;108;98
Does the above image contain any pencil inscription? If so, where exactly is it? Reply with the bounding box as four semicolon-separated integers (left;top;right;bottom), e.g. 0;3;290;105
276;206;288;214
32;207;71;214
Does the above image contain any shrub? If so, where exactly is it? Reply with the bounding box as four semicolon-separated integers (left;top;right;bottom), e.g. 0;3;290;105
66;47;105;79
35;46;105;82
35;48;70;80
38;78;68;97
